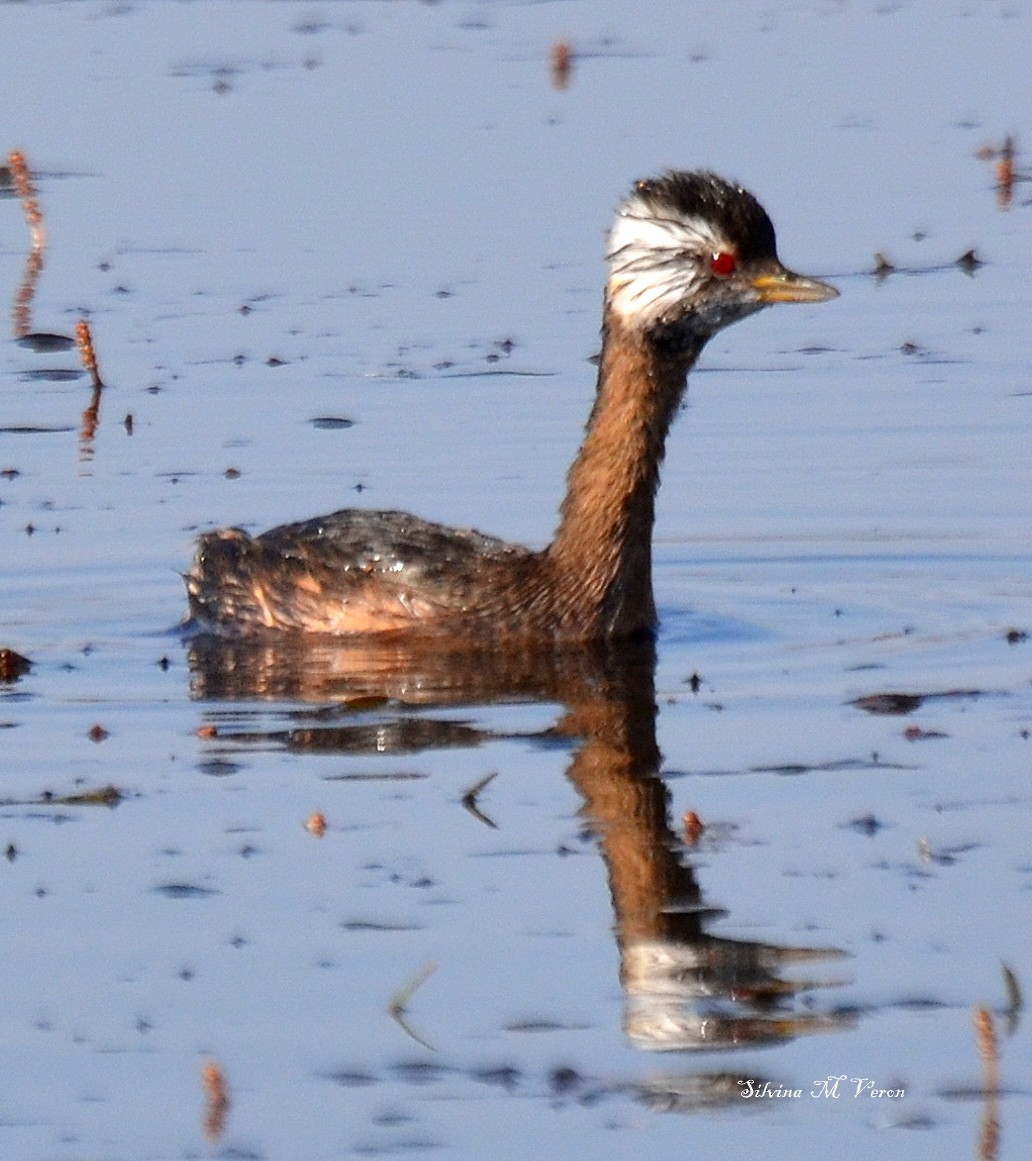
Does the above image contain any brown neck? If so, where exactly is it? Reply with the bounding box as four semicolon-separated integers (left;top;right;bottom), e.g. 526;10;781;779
546;305;703;636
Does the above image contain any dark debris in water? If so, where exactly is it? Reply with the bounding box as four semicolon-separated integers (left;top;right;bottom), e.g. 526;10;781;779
844;814;888;836
902;725;949;741
0;422;77;433
0;648;32;682
504;1017;591;1033
197;757;244;777
460;771;498;829
152;882;220;899
309;415;355;430
390;1060;453;1086
323;1069;378;1088
340;919;423;933
939;1083;1029;1102
869;251;985;280
1002;962;1024;1029
17;369;84;383
918;839;982;866
750;756;914;776
0;784;124;810
59;784;123;806
324;771;428;782
851;689;985;715
853;693;925;715
471;1064;522;1090
676;754;916;778
15;332;76;352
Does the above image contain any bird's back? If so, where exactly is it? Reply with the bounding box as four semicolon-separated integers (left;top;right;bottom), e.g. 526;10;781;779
186;508;535;635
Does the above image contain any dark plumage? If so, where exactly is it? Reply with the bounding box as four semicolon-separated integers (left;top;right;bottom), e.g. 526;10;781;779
633;171;778;262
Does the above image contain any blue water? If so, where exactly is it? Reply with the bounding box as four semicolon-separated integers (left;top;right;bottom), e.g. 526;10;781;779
1;2;1030;1158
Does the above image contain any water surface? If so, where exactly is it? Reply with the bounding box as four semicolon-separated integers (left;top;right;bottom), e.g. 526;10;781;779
1;2;1030;1158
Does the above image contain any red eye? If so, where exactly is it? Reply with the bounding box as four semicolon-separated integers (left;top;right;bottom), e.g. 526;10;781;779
710;251;736;276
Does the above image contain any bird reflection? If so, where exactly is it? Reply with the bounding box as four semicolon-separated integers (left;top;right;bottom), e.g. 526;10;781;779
188;633;852;1069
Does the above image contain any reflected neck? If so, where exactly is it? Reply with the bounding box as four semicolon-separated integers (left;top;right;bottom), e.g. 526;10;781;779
546;306;704;635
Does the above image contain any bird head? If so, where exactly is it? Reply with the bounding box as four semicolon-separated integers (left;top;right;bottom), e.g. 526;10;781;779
606;170;837;348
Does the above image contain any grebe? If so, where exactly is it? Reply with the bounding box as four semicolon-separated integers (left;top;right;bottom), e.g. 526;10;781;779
186;170;837;640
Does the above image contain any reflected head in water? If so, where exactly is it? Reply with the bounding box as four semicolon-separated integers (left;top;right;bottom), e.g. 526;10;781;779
189;633;851;1060
185;171;837;640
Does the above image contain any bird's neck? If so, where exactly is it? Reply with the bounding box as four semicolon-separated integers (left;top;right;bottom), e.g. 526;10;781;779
546;305;704;635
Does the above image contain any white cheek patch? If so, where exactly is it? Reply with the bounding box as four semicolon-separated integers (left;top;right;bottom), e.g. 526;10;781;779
605;199;729;327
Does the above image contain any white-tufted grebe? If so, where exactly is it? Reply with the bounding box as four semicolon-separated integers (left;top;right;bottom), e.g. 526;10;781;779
186;171;837;640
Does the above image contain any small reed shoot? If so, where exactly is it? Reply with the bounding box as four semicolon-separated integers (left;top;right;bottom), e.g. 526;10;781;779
7;150;45;249
75;319;105;389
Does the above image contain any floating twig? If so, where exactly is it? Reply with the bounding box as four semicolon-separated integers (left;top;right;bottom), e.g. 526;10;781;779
388;961;437;1050
1001;962;1023;1035
389;960;436;1016
460;771;498;829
